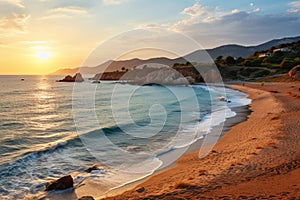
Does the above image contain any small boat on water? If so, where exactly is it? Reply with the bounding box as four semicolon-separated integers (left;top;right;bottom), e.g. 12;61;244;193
92;80;101;84
21;78;25;81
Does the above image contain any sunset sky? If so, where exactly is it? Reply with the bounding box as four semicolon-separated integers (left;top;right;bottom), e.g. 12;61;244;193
0;0;300;75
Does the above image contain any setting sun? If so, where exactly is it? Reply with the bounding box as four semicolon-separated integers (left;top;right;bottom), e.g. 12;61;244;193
35;51;52;60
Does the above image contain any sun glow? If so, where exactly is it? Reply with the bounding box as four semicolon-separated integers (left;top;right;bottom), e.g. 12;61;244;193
33;46;53;60
35;51;52;59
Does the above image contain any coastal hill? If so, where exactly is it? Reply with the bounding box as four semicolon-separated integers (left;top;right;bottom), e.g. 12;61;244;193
51;58;188;75
51;36;300;75
206;36;300;59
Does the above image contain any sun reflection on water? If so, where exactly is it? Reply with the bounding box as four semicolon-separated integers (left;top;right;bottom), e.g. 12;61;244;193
31;77;59;131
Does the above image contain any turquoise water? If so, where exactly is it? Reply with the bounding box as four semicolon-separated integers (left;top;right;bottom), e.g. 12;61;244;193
0;75;250;199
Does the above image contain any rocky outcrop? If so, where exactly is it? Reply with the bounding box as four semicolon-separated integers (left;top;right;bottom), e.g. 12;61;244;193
91;71;126;80
288;65;300;79
58;73;84;82
135;68;195;85
45;175;74;191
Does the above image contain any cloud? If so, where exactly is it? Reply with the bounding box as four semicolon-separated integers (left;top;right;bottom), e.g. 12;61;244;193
171;3;300;47
39;5;88;20
137;23;169;30
20;40;57;45
288;1;300;13
0;0;24;8
181;3;208;17
170;3;219;28
249;2;260;13
253;8;261;13
139;3;300;49
49;6;87;15
179;11;300;47
0;13;30;36
231;9;239;14
39;13;71;20
102;0;129;5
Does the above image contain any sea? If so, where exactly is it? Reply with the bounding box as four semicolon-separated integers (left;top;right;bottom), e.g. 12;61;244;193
0;75;251;199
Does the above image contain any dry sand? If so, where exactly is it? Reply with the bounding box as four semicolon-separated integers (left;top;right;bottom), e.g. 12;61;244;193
98;82;300;200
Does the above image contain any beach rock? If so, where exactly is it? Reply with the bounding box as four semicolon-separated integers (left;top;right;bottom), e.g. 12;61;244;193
85;165;100;173
211;150;218;154
45;175;74;191
58;73;84;82
92;80;101;84
288;65;300;79
136;186;145;193
78;196;95;200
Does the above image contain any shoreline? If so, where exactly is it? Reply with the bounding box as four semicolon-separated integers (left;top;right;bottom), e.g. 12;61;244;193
90;86;251;199
71;85;251;200
97;106;251;199
101;82;300;199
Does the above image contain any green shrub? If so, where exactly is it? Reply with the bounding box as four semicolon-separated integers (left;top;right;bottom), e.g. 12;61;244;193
225;56;236;65
280;58;299;69
254;70;271;78
243;58;262;67
240;68;259;77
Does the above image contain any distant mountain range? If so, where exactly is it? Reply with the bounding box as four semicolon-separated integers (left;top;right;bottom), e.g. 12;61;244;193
51;36;300;75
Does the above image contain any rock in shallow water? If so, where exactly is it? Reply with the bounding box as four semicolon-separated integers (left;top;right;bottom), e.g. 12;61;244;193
45;175;74;191
85;165;100;173
58;73;84;82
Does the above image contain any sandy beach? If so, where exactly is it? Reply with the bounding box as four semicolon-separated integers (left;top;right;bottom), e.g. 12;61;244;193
97;82;300;200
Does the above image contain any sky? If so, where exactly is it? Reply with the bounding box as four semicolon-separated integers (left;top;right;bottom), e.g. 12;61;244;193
0;0;300;75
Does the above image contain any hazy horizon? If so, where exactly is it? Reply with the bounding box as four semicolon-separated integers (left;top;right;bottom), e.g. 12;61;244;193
1;34;299;76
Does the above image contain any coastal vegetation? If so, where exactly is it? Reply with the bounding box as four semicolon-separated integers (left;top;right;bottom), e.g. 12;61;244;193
214;39;300;81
